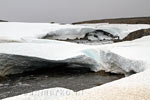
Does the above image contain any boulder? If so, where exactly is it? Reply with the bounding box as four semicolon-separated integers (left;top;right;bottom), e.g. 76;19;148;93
122;28;150;41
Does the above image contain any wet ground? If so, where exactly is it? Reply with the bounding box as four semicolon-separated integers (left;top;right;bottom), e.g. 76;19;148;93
0;67;124;99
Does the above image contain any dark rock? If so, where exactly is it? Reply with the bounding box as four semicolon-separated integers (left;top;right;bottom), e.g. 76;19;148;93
122;28;150;41
0;54;98;76
0;54;68;76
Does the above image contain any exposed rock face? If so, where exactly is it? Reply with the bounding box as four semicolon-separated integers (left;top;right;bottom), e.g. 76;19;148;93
0;53;97;76
73;17;150;24
122;28;150;41
44;29;118;45
0;54;68;76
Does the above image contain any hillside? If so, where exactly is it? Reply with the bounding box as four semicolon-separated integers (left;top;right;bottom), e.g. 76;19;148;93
73;17;150;24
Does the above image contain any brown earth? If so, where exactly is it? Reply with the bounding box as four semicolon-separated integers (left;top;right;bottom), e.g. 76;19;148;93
122;28;150;41
73;17;150;24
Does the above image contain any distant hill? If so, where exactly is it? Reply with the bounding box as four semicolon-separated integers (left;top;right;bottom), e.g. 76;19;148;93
0;20;7;22
73;17;150;24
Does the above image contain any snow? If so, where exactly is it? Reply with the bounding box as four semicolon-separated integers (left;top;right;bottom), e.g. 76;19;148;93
0;36;150;75
0;22;95;42
56;36;150;100
80;23;150;39
1;22;150;100
0;39;92;76
58;70;150;100
2;87;74;100
84;36;150;73
0;39;88;61
0;22;149;42
3;36;150;100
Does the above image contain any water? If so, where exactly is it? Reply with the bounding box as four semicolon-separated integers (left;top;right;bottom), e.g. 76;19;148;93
0;67;124;99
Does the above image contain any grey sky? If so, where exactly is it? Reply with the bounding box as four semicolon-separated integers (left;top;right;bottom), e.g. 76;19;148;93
0;0;150;23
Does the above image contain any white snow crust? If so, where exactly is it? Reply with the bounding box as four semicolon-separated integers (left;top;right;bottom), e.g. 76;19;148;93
0;22;149;42
1;22;150;100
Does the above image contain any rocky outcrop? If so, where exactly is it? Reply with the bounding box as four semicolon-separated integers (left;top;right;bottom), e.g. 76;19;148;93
44;29;118;45
121;28;150;41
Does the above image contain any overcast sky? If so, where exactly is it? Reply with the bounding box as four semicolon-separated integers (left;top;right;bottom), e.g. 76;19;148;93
0;0;150;23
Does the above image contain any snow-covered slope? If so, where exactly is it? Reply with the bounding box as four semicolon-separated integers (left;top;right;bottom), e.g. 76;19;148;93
0;22;149;42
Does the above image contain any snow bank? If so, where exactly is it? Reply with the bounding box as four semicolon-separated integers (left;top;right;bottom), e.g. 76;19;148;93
81;23;150;39
56;36;150;100
58;70;150;100
0;39;91;76
0;22;149;42
0;39;88;61
0;35;150;76
2;88;74;100
3;36;150;100
0;22;95;42
85;36;150;73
